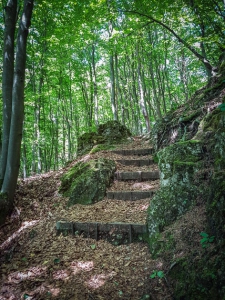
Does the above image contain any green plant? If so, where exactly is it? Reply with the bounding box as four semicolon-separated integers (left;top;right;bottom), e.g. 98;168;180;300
140;294;150;300
200;232;215;248
218;103;225;111
150;270;164;279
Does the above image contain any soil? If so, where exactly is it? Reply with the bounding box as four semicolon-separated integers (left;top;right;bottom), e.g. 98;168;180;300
0;137;206;300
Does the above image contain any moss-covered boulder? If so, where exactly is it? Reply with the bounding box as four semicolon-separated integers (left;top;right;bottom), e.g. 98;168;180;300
146;140;205;255
147;106;225;297
59;158;116;206
77;132;105;155
77;121;131;155
147;108;225;255
97;120;131;142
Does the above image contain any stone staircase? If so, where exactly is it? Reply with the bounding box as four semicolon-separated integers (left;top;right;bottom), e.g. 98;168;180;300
57;142;159;245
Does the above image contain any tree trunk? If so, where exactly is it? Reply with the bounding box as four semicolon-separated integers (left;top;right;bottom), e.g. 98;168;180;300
0;0;34;225
92;44;99;126
0;0;17;186
136;44;150;132
109;54;117;120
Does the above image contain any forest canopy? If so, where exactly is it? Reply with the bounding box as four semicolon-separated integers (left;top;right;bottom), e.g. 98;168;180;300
0;0;224;177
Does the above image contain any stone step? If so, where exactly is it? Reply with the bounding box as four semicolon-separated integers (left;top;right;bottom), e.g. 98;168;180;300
56;221;147;245
107;190;155;200
114;170;160;181
111;148;154;156
116;159;154;166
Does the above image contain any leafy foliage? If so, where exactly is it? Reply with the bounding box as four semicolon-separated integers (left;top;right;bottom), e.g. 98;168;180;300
150;270;165;279
200;232;215;248
1;0;224;176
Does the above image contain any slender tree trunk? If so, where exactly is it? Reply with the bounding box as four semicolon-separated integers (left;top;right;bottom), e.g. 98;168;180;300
0;0;34;225
149;55;162;120
91;44;98;126
68;62;74;160
0;0;17;186
107;0;117;121
136;44;150;132
109;54;117;120
115;53;123;122
22;132;27;178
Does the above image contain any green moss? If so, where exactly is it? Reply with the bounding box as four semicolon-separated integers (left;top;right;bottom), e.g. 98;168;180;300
203;110;225;132
169;250;225;300
179;109;201;122
59;158;116;206
59;161;89;195
77;121;131;155
89;144;115;154
147;69;225;298
177;139;201;144
159;140;203;165
174;161;198;166
147;184;198;256
98;120;131;141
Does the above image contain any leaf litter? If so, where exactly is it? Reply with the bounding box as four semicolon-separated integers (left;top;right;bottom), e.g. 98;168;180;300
0;137;206;299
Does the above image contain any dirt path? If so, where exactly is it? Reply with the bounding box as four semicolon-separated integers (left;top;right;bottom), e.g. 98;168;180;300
0;137;173;300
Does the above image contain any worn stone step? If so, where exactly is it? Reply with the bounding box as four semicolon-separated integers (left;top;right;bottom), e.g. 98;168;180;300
116;159;154;166
111;148;154;156
56;221;147;245
114;170;160;181
107;190;155;200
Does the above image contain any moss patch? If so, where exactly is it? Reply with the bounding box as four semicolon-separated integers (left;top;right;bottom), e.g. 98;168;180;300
89;144;115;154
203;109;225;132
59;158;116;206
77;121;131;155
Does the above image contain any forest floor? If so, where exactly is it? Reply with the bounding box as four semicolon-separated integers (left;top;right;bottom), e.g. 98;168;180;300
0;137;206;300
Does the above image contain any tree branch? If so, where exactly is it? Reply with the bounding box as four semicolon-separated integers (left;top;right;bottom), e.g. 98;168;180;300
124;10;215;76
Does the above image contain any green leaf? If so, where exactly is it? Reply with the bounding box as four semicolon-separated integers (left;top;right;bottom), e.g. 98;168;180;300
90;244;96;250
54;258;60;264
218;103;225;111
157;271;164;278
200;232;208;238
200;237;208;243
209;236;215;242
150;271;157;278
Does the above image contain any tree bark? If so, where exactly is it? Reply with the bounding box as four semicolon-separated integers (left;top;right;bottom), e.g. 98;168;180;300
0;0;17;186
136;44;150;132
0;0;34;225
91;44;99;126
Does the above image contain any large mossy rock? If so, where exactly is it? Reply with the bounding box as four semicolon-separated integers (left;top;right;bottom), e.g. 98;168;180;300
59;158;116;206
147;108;225;298
97;120;131;142
146;140;205;254
77;120;131;155
147;108;225;253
